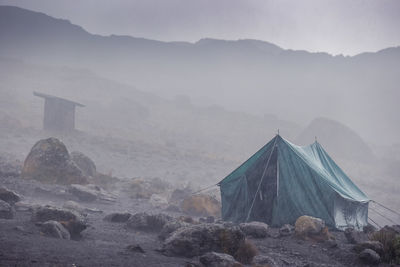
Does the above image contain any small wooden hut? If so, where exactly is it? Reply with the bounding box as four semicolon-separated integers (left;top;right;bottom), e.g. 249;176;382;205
34;91;85;132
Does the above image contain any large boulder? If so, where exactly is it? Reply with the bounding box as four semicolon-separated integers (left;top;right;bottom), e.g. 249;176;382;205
127;212;173;232
199;252;242;267
0;187;21;204
181;194;220;217
21;138;88;185
0;199;14;219
239;221;269;238
40;220;70;239
31;206;87;239
295;215;330;241
70;151;96;177
162;223;245;257
158;220;190;240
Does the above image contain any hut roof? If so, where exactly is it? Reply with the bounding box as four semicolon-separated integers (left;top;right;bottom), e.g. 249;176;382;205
33;91;85;107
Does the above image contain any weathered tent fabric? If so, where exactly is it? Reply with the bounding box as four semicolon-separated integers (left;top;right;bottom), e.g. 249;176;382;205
219;135;369;230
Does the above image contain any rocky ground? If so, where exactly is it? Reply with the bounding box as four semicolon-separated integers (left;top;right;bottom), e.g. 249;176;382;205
1;171;396;267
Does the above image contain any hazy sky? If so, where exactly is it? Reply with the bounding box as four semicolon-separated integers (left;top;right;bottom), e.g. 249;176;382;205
1;0;399;55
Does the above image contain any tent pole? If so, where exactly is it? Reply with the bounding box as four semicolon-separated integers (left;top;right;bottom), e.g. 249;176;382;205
245;136;278;222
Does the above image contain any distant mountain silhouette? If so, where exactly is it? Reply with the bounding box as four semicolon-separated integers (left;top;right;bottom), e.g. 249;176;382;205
0;5;399;144
296;117;374;162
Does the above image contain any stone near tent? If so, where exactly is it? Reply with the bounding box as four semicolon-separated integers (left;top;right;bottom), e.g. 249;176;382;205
181;194;221;217
279;224;295;236
0;187;21;205
62;200;87;216
162;223;245;257
127;212;173;232
0;199;14;219
70;151;96;177
104;212;132;223
239;221;269;238
344;228;369;244
353;241;384;255
40;220;70;239
359;248;381;264
199;252;242;267
21;138;88;185
295;215;330;241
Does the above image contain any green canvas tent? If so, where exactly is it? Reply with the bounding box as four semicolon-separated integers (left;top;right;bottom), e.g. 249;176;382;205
219;135;369;230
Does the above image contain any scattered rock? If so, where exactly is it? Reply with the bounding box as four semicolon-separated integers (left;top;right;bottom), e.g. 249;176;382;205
0;187;21;204
324;239;338;248
295;215;330;241
344;228;368;244
70;151;96;177
31;206;87;239
199;252;242;267
40;220;70;239
104;212;131;223
252;255;279;267
234;239;258;264
63;200;87;215
359;248;380;264
68;184;98;202
181;194;220;217
279;224;295;236
159;220;189;240
126;244;145;253
0;199;14;219
199;216;215;223
162;223;245;257
239;221;269;238
149;194;169;209
165;204;181;212
21;138;88;185
353;241;384;255
128;177;169;199
127;212;172;232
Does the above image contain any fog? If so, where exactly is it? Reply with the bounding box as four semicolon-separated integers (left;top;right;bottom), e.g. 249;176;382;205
0;4;399;262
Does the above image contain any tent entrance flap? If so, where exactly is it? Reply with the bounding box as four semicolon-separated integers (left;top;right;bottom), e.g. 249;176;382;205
245;146;278;224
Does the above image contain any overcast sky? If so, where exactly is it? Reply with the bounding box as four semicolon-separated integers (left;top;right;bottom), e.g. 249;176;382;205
1;0;399;55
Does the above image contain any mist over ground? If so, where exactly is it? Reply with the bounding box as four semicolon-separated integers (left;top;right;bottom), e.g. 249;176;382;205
0;4;399;266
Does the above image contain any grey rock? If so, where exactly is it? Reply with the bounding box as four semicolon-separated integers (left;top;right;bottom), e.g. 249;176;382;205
359;248;380;264
70;151;96;177
0;187;21;204
199;252;242;267
104;212;131;223
127;212;172;232
0;199;14;219
68;184;98;202
31;206;87;239
126;244;145;253
158;220;189;240
40;220;70;239
239;221;269;238
162;223;245;257
279;224;295;236
353;241;384;255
